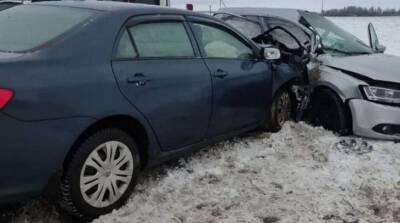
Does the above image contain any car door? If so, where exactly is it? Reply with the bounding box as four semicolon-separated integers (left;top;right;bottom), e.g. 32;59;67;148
188;16;273;136
111;15;212;151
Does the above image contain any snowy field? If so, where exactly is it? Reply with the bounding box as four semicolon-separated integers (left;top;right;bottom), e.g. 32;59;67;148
2;17;400;223
330;16;400;56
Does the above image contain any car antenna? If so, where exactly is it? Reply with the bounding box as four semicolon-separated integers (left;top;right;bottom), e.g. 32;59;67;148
321;0;324;15
219;0;227;9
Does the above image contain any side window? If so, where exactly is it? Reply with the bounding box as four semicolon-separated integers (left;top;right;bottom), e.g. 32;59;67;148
192;23;254;59
115;29;137;59
268;28;301;50
129;22;195;58
265;18;309;44
216;14;262;38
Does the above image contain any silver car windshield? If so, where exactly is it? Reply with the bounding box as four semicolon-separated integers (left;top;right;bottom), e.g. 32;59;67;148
301;12;373;55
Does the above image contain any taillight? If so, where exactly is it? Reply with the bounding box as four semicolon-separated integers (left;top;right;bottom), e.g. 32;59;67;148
0;89;14;110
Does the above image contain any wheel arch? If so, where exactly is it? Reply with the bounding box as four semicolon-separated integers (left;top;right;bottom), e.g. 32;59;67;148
311;85;353;134
63;115;150;171
272;77;301;109
314;81;348;102
273;77;298;96
317;65;367;103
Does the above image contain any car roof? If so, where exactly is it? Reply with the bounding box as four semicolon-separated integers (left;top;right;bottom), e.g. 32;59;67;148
0;0;21;3
32;0;208;17
218;7;304;24
33;0;157;11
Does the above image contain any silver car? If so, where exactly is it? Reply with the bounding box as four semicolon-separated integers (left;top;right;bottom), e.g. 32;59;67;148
215;7;400;140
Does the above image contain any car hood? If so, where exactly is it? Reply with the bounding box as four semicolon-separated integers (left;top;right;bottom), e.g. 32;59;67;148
320;53;400;83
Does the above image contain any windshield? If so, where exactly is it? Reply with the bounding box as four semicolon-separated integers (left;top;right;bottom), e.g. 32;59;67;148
0;5;94;52
300;12;373;55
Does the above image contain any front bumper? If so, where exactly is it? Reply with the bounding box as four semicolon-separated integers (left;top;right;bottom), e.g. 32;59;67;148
349;99;400;140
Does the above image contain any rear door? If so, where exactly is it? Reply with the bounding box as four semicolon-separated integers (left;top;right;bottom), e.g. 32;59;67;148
111;15;212;151
188;17;273;136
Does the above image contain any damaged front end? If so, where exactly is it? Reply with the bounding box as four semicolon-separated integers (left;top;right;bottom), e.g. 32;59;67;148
213;11;321;124
253;26;321;121
293;56;321;120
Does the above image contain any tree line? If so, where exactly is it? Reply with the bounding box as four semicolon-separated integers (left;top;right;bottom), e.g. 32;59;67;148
323;6;400;16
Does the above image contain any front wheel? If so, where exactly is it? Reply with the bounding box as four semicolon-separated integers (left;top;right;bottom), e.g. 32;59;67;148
264;89;295;132
310;88;351;135
59;128;140;220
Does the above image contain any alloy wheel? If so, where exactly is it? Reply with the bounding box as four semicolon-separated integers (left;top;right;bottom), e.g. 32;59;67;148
276;91;292;127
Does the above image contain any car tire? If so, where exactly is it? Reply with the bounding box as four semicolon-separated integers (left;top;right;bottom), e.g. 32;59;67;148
59;128;140;220
310;88;351;135
264;89;295;132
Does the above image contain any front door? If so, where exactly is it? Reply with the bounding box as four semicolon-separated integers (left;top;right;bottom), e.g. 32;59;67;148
111;16;212;151
189;17;273;136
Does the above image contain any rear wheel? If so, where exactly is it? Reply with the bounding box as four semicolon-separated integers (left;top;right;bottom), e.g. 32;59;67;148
310;88;351;135
59;128;140;220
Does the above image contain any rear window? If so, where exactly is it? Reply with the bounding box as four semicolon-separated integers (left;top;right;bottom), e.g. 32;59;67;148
0;5;94;52
0;3;19;11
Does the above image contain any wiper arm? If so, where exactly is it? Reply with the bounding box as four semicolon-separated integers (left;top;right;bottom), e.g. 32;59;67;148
349;51;372;55
323;47;371;56
323;47;351;55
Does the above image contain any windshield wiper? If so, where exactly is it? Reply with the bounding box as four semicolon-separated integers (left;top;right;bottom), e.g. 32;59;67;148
323;47;352;55
323;47;371;56
349;51;372;55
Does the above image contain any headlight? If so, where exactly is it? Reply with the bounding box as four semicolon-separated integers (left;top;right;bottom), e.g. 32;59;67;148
362;85;400;104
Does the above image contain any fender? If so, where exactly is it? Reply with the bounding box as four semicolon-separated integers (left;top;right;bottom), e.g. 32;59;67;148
316;65;367;102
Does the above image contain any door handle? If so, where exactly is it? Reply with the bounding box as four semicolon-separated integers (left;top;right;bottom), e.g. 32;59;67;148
127;73;151;86
213;69;229;79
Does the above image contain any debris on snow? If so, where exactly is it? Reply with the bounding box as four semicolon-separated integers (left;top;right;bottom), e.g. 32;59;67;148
260;216;280;223
335;139;373;155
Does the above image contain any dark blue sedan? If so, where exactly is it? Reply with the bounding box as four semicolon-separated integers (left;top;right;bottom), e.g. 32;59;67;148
0;1;295;219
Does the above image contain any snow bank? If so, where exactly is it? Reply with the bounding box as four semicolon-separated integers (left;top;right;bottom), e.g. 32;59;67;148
5;123;400;223
91;123;400;223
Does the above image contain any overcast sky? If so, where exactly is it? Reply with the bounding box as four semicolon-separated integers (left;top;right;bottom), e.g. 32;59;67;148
171;0;400;12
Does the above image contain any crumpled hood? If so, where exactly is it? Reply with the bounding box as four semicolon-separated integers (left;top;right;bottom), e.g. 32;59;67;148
321;53;400;83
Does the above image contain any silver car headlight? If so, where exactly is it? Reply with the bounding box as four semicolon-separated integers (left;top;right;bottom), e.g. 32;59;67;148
362;85;400;104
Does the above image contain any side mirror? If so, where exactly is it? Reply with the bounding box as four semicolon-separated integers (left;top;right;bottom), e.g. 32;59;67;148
368;23;386;53
262;47;281;60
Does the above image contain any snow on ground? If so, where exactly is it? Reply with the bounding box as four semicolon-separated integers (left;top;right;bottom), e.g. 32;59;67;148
3;17;400;223
92;123;400;223
5;123;400;223
329;17;400;56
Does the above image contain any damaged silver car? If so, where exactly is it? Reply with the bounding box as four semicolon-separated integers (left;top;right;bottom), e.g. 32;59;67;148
215;8;400;140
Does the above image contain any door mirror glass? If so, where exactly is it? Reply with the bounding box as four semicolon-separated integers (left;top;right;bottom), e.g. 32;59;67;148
263;47;281;60
368;23;386;53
